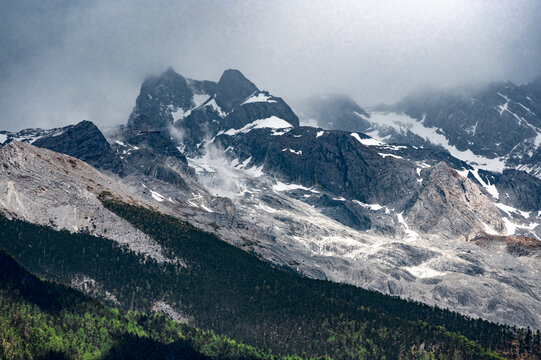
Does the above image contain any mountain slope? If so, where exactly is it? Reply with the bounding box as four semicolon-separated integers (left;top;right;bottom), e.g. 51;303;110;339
1;196;535;359
2;68;540;331
0;250;299;360
366;79;541;177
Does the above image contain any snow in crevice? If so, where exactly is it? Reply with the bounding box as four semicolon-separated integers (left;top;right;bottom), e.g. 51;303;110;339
469;169;499;199
396;212;419;242
282;148;302;155
495;203;530;219
241;92;277;105
354;111;368;119
205;98;227;117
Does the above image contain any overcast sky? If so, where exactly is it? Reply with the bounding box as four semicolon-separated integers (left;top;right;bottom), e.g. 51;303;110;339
1;0;540;131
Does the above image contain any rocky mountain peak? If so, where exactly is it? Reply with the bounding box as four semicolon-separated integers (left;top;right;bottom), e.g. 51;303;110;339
32;120;125;176
127;67;192;131
215;69;259;113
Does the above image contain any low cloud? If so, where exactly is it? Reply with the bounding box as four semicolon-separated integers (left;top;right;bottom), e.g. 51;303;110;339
1;0;540;131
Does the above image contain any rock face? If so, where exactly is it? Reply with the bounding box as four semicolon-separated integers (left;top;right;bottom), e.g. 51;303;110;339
406;162;505;239
221;90;299;130
115;132;194;189
391;81;541;159
216;127;420;211
295;94;371;132
126;67;219;134
367;79;541;181
0;141;173;263
214;69;259;113
127;67;197;131
2;66;541;329
32;120;125;175
493;169;541;211
122;67;299;154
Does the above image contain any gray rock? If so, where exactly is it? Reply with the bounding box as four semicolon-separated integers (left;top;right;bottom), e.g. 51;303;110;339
32;120;125;175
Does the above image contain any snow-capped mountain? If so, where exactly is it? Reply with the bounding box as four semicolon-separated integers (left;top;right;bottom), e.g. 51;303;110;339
365;79;541;175
0;68;540;328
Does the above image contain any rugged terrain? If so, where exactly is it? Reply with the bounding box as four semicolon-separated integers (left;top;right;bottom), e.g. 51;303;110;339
1;68;540;330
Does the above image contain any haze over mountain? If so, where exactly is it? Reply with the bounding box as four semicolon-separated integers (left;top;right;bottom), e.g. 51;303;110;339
1;0;541;130
1;2;541;358
2;66;541;330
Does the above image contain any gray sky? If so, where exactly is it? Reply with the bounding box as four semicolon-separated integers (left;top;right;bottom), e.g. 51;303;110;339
1;0;540;131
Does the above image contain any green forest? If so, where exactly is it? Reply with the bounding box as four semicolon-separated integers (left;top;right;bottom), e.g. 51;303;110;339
0;191;538;359
0;249;311;359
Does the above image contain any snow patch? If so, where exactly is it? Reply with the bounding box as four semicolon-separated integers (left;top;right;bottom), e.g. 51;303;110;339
142;184;167;202
405;264;446;278
273;181;318;193
378;153;403;159
350;133;383;146
482;222;500;235
352;200;387;212
205;99;227;117
224;116;293;136
495;203;530;219
282;148;302;155
172;107;189;122
534;133;541;148
367;112;506;171
316;131;324;138
241;92;277;105
193;94;210;108
397;212;419;242
503;218;538;236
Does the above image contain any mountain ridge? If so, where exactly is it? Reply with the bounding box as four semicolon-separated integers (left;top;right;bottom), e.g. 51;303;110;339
0;67;540;330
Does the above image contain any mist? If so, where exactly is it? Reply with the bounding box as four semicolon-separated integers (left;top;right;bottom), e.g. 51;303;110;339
1;0;540;131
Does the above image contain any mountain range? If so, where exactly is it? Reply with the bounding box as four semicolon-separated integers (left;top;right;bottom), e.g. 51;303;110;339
0;67;540;359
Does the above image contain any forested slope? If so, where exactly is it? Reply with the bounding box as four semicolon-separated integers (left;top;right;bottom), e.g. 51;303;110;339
0;192;538;359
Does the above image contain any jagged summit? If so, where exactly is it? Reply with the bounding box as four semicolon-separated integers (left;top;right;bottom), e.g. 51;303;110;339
215;69;259;113
2;68;540;330
127;68;193;131
122;67;300;152
32;120;125;175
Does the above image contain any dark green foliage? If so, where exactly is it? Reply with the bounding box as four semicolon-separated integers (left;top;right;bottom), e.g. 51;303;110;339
0;193;538;359
0;250;302;359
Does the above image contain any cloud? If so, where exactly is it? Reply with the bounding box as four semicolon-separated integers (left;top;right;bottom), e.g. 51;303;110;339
0;0;540;130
